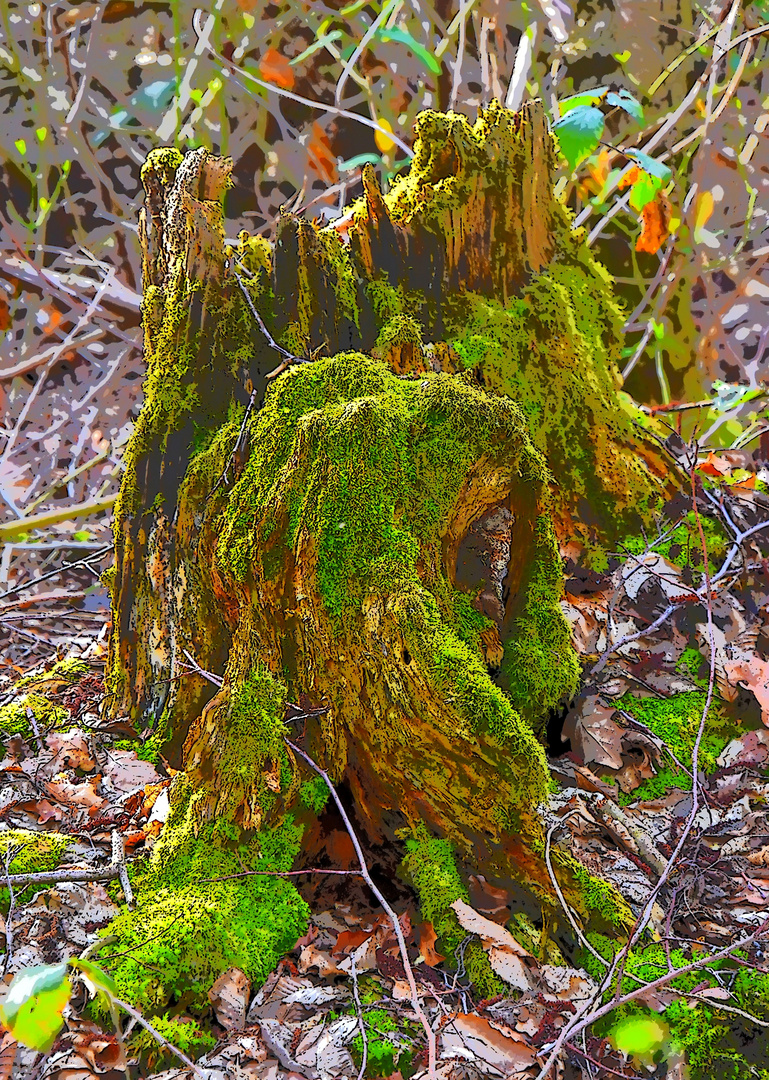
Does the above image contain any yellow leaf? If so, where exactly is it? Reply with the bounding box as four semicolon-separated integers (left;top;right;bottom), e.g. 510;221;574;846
374;117;396;155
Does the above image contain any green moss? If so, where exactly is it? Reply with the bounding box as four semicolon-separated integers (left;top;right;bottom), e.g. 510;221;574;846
502;513;580;732
98;772;309;1016
618;691;733;803
401;826;506;999
127;1015;216;1071
299;776;330;814
114;732;163;765
568;860;633;930
351;1007;414;1078
0;693;68;749
375;313;423;352
0;830;71;913
580;938;769;1080
140;146;184;187
213;353;574;757
622;511;728;586
445;281;656;535
14;657;89;691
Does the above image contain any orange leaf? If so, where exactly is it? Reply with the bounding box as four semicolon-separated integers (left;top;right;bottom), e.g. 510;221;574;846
618;165;641;190
307;121;336;183
636;191;671;254
258;48;294;90
731;474;756;491
418;921;445;966
697;451;731;477
0;295;9;332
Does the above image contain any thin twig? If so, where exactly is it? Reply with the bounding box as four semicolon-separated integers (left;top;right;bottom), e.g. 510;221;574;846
111;998;206;1078
2;828;130;890
286;737;437;1079
198;18;414;159
351;952;368;1080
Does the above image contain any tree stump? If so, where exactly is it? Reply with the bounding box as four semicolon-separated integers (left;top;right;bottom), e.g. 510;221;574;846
102;101;665;1013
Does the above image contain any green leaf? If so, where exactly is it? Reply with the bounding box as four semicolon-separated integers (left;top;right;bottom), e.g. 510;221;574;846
557;87;608;116
69;957;118;1000
35;126;47;143
374;28;442;75
625;149;672;182
552;106;605;172
606;89;644;124
629;169;662;212
0;963;71;1052
14;138;26;155
338;153;381;171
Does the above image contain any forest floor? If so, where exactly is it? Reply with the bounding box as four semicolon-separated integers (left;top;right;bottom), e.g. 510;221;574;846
2;444;769;1079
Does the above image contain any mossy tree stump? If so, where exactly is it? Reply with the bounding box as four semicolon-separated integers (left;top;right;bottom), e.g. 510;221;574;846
102;101;668;1012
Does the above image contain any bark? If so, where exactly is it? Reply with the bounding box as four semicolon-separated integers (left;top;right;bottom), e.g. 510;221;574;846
101;101;669;1010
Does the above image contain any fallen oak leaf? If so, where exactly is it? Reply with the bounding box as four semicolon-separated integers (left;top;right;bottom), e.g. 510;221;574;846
451;899;536;991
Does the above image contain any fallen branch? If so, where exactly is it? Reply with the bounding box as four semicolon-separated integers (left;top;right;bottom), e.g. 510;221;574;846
2;828;132;904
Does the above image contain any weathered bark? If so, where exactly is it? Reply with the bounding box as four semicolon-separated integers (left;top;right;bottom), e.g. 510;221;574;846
102;101;668;1010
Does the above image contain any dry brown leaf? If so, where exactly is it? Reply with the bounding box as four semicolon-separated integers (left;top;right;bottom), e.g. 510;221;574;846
418;921;445;966
43;775;105;811
101;749;162;794
46;730;96;771
567;696;625;770
69;1027;123;1071
722;655;769;725
440;1013;537;1076
298;943;346;977
32;798;66;823
0;1031;16;1080
332;929;370;955
208;967;250;1031
451;900;535;991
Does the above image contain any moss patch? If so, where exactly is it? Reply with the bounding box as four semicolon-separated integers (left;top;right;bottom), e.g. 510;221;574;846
618;691;734;803
581;937;769;1080
98;772;309;1015
0;830;71;911
0;693;68;751
401;826;507;999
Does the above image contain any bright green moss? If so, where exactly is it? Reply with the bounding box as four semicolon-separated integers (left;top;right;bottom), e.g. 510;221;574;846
128;1015;216;1071
0;693;68;749
351;1007;412;1078
14;657;89;689
401;826;506;999
568;861;633;930
98;773;309;1015
580;938;769;1080
622;511;728;585
0;830;71;912
221;664;294;816
618;691;733;803
213;352;575;758
375;313;423;352
299;776;330;813
444;281;654;534
140;146;183;187
502;513;580;732
114;732;162;765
